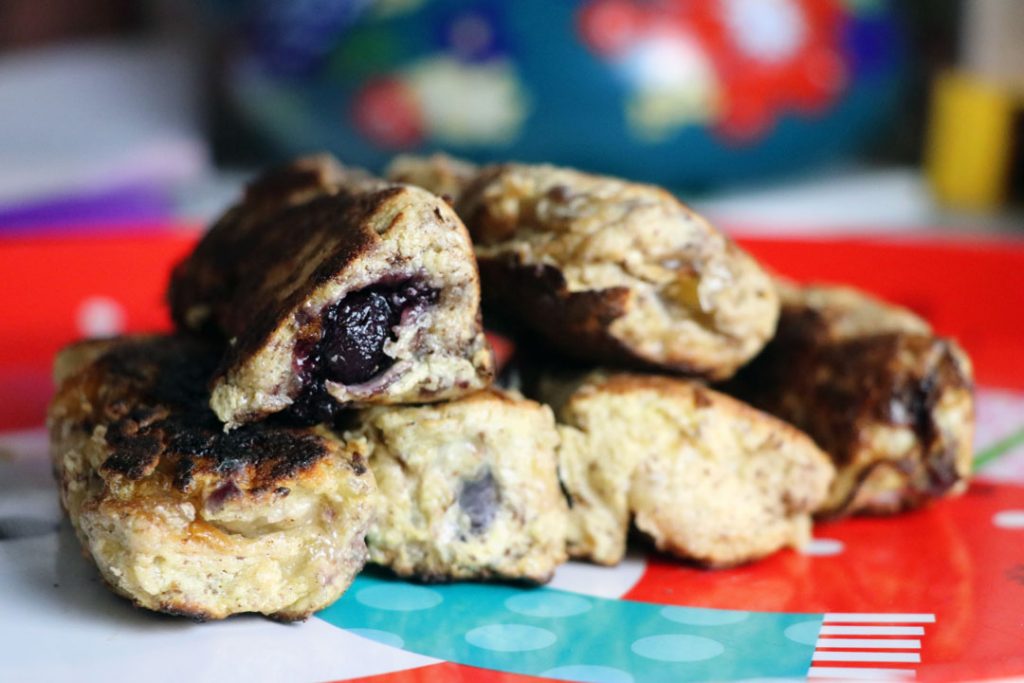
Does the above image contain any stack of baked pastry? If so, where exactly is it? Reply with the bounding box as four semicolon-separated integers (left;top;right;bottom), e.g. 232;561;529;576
47;153;975;621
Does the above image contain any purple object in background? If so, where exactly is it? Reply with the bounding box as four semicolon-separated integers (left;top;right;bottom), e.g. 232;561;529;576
0;184;175;234
0;42;208;234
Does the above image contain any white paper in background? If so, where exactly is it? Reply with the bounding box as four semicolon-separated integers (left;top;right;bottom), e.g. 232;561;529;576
691;166;940;235
691;166;1024;236
0;40;209;206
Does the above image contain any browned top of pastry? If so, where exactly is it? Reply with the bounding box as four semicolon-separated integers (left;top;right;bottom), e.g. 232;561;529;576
51;336;346;494
208;191;402;363
727;281;974;497
168;155;475;384
168;155;394;339
789;335;966;457
168;156;366;330
774;279;932;345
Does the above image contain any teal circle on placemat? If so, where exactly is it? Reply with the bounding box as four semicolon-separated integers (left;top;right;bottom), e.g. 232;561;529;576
318;571;823;681
784;620;822;646
466;624;558;652
505;592;593;618
630;634;724;662
354;583;444;611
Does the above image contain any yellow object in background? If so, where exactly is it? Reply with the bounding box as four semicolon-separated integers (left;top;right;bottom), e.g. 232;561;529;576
926;70;1017;211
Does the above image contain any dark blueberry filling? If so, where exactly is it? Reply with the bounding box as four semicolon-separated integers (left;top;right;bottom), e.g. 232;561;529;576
458;469;499;534
288;280;438;424
204;481;241;512
324;290;394;385
287;383;344;426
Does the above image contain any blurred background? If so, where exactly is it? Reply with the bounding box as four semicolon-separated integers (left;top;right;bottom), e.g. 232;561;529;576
0;0;1022;235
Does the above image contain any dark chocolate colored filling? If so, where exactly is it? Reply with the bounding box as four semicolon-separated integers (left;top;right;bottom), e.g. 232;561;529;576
458;469;499;534
289;281;438;424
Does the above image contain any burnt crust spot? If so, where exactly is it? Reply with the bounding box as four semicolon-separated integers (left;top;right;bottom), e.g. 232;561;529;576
477;256;717;376
170;175;409;380
167;156;372;331
773;303;833;346
725;328;971;513
479;258;634;364
214;191;395;367
79;337;332;493
155;602;214;622
243;155;345;205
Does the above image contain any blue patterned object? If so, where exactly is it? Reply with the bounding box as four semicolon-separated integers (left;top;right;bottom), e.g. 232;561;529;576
247;0;374;76
224;0;906;186
318;572;821;681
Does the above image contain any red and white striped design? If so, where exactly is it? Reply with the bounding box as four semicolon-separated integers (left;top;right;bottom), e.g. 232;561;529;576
808;613;935;680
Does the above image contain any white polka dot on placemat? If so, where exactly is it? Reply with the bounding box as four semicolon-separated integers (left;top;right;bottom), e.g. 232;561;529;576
504;592;592;618
76;296;125;337
541;664;635;683
801;538;844;556
347;628;404;648
355;584;443;612
630;634;724;662
465;624;557;652
784;620;821;646
993;510;1024;529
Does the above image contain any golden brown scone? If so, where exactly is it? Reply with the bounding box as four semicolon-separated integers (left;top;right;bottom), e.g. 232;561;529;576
726;281;974;517
387;153;478;201
354;389;568;583
388;154;778;381
169;154;493;428
47;335;375;621
537;372;834;567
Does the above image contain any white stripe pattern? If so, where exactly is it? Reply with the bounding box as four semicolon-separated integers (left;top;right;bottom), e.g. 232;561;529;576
813;652;921;663
816;638;920;649
819;626;924;636
807;613;934;680
808;666;916;680
823;613;935;623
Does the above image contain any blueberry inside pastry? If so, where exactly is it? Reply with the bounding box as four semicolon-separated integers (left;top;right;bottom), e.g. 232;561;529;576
169;154;493;427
